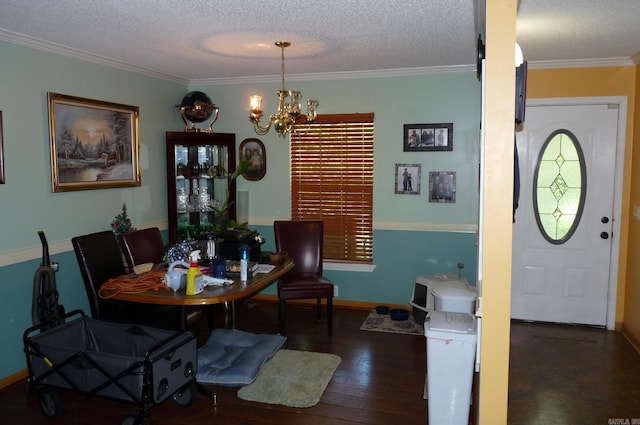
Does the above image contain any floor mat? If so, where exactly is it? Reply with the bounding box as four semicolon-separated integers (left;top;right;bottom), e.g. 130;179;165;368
237;349;340;408
359;309;424;335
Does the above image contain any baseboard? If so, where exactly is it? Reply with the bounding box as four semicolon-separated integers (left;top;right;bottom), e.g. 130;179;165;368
250;294;410;311
620;323;640;355
0;369;27;391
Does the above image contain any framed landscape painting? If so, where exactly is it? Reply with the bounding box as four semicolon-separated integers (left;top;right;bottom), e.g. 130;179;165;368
47;92;140;192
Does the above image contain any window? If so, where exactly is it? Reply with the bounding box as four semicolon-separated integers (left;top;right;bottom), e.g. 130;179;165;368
533;129;586;244
291;113;374;263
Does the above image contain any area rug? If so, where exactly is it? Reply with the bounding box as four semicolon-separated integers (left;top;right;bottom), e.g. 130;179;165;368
359;309;424;335
237;349;341;408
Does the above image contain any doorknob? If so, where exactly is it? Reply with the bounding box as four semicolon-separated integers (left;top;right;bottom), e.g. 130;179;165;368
600;232;609;239
601;217;610;224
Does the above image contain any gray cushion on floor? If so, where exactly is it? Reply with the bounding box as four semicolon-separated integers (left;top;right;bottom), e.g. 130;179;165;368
196;328;286;387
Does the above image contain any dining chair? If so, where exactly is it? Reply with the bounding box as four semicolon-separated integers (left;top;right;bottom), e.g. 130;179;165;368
273;220;334;335
71;230;182;329
120;227;167;273
121;227;217;331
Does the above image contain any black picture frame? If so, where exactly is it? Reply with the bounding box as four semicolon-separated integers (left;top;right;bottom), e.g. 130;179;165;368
403;123;453;152
239;138;266;181
429;171;456;203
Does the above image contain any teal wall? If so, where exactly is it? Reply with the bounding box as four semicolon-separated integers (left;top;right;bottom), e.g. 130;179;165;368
0;40;480;379
0;40;186;379
190;74;480;223
253;224;477;301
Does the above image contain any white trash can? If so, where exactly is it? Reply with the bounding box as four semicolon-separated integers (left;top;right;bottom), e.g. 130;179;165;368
425;310;477;425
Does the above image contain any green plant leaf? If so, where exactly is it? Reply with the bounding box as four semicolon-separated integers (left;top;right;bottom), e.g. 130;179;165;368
230;160;251;181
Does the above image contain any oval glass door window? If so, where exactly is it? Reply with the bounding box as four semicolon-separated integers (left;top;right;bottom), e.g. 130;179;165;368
533;129;586;244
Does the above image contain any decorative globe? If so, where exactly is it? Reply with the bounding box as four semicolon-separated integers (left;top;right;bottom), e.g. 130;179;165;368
180;91;215;123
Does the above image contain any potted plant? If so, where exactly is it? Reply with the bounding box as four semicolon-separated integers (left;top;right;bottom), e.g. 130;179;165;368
175;161;251;241
209;160;250;231
110;203;137;272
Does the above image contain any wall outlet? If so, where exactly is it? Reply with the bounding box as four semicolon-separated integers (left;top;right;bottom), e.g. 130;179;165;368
333;285;339;297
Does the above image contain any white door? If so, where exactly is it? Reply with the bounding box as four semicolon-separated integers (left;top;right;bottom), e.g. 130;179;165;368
511;101;621;326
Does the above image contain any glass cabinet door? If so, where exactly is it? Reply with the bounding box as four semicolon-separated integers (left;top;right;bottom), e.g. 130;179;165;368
166;132;236;244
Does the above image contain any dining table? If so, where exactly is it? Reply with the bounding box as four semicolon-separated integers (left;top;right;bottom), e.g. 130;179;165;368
99;258;294;329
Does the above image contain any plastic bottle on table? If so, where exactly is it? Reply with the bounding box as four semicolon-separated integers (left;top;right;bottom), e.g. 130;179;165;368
186;250;204;295
240;245;249;282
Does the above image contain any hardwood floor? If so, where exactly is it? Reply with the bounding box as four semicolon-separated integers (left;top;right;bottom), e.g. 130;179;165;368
508;320;640;424
1;301;639;424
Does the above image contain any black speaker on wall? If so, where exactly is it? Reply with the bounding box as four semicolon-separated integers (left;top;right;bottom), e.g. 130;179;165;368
515;61;528;124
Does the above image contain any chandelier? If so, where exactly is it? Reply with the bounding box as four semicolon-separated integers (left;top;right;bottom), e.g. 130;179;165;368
249;41;319;138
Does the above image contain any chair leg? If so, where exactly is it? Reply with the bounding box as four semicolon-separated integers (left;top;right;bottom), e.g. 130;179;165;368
316;298;322;319
327;296;333;336
279;298;286;334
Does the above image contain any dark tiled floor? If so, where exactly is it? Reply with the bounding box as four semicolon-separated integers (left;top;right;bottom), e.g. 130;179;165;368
508;321;640;424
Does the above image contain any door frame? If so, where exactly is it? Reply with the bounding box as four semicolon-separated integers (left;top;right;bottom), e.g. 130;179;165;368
522;96;627;330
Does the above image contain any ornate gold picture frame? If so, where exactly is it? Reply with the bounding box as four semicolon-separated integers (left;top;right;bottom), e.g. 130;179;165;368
47;92;140;192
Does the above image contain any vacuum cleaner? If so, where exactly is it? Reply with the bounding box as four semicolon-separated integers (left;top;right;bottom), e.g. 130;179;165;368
31;231;65;330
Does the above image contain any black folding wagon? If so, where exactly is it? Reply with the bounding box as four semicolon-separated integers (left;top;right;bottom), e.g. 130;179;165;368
23;310;198;425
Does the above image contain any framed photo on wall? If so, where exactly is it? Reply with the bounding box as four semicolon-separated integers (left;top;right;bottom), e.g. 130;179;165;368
239;137;266;181
395;163;421;194
47;92;140;192
429;171;456;203
403;123;453;152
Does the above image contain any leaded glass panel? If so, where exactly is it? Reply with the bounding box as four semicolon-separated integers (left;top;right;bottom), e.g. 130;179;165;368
533;130;586;244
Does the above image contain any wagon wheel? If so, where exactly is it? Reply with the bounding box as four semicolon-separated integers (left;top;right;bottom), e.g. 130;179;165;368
37;387;63;418
171;382;197;408
120;412;150;425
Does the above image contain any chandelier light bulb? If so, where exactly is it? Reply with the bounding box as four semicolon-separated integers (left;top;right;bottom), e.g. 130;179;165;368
249;95;262;114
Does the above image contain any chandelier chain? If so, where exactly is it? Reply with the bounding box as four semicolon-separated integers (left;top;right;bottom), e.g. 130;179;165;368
281;44;286;91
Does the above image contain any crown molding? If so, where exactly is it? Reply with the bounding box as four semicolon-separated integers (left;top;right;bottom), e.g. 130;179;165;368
527;57;635;69
0;27;475;85
190;64;476;86
1;27;636;87
0;28;189;85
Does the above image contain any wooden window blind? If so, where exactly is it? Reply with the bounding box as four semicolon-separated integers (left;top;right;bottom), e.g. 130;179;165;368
291;113;374;263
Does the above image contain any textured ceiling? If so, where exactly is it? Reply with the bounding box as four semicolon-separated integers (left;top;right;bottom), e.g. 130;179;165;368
0;0;638;82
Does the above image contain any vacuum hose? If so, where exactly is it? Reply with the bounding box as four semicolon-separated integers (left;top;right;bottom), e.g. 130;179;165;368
32;265;65;329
